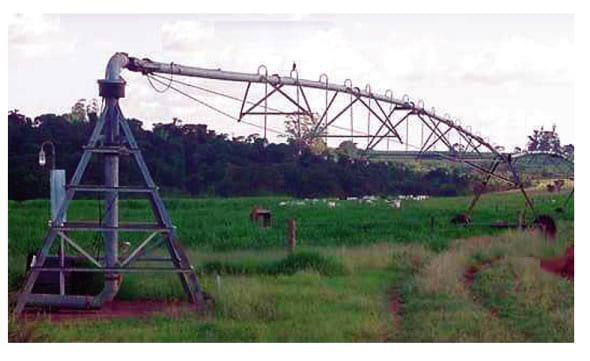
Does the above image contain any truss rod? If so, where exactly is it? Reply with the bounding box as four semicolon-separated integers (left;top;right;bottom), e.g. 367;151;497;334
148;75;287;136
127;55;498;155
150;73;413;142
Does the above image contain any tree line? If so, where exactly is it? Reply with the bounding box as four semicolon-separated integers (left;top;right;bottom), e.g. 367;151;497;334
8;110;474;201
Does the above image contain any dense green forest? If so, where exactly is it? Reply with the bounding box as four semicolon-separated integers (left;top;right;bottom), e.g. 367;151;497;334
8;111;473;200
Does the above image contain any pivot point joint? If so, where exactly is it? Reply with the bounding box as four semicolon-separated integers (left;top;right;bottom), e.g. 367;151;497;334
98;79;126;98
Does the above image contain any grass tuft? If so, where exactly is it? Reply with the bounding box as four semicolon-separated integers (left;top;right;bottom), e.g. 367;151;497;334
8;192;574;342
202;251;345;276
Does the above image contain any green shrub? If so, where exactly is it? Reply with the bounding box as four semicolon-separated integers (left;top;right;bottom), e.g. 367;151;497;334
201;251;344;277
267;251;345;276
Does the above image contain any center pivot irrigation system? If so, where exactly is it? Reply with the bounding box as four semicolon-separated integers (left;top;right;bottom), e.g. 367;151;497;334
15;53;574;314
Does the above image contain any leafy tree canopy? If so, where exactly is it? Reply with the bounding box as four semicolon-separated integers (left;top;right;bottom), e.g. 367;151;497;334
8;110;475;200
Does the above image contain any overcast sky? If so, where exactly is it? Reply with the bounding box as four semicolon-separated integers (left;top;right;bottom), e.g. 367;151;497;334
8;14;574;150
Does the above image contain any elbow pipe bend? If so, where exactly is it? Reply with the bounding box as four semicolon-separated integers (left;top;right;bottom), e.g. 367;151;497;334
105;52;130;82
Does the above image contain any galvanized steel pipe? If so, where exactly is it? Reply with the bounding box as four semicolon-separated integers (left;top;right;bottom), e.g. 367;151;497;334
124;56;502;158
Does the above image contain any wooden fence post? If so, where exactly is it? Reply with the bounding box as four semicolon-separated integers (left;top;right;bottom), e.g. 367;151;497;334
430;216;435;233
287;219;297;254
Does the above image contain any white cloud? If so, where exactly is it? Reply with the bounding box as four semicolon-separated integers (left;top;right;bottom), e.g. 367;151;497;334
150;19;573;147
8;14;76;58
381;36;447;91
161;20;215;53
159;20;375;82
380;34;573;91
455;36;573;87
290;27;375;81
14;15;563;148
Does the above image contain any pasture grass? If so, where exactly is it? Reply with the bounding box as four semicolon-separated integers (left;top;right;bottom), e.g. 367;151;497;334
471;257;574;342
12;245;399;342
202;251;345;276
393;223;574;342
8;190;573;257
7;191;574;342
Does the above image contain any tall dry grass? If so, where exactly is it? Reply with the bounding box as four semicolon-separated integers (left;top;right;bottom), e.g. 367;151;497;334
415;225;571;298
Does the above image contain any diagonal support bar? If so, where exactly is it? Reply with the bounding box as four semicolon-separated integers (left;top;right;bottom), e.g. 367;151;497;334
120;232;160;267
59;232;103;268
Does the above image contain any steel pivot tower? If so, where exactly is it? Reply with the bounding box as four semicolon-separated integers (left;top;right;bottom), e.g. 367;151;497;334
14;53;203;314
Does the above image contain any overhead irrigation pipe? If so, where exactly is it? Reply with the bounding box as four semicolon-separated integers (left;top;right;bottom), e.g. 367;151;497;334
120;52;534;195
122;54;501;154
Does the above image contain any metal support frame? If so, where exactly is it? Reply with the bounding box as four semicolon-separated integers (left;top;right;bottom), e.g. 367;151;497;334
124;54;557;218
13;52;574;313
69;53;576;230
466;160;501;216
14;54;203;315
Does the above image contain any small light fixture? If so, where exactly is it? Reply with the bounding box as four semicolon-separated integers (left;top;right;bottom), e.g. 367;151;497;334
39;140;56;169
38;149;46;167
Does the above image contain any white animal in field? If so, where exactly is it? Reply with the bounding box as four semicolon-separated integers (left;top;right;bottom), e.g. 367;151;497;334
279;201;288;207
328;201;336;208
390;199;401;209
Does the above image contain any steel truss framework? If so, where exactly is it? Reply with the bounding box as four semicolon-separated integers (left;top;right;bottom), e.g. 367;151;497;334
511;151;574;211
15;54;203;314
128;54;571;217
15;53;574;313
511;150;574;173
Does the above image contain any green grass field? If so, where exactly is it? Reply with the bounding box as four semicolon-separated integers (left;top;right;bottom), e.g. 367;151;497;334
7;190;574;342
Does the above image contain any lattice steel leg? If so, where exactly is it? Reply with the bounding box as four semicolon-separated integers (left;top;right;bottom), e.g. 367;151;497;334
164;233;203;306
465;159;500;216
14;230;59;314
119;108;203;306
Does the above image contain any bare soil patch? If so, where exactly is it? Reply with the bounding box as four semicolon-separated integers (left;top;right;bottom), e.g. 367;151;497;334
22;300;198;322
389;290;401;315
540;246;574;280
